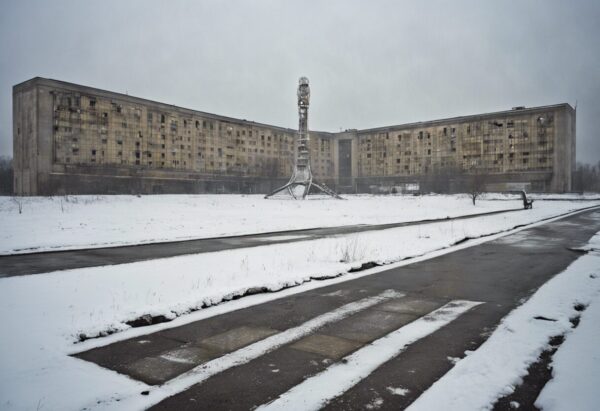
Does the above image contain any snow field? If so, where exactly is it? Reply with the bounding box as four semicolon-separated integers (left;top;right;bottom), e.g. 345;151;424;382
0;193;533;254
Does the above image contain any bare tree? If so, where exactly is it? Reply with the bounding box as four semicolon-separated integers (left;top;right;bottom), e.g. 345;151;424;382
468;169;489;205
12;196;23;214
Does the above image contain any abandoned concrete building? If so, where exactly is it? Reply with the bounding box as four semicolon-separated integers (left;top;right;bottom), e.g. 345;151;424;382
13;77;576;195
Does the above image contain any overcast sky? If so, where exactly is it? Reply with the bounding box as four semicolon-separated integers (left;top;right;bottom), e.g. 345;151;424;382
1;0;599;164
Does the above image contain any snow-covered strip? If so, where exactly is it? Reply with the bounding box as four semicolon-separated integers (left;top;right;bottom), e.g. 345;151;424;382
257;300;482;411
0;193;556;255
109;289;403;410
406;232;600;411
535;289;600;411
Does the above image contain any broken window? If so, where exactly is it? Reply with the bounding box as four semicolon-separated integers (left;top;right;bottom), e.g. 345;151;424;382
161;114;166;124
89;99;96;108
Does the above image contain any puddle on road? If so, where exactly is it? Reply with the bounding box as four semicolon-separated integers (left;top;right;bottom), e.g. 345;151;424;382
495;231;563;249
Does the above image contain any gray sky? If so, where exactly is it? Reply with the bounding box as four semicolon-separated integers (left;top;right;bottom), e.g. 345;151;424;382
1;0;599;164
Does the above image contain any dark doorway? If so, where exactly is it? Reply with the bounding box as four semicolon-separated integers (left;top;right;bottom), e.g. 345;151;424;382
338;139;352;187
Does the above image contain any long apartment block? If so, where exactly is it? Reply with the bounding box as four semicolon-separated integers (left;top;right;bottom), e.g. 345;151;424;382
13;77;575;195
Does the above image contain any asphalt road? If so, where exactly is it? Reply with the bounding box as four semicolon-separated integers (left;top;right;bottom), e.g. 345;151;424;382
0;207;520;277
74;208;600;410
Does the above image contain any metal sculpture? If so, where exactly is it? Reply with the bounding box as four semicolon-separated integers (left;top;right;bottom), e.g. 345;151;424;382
265;77;342;199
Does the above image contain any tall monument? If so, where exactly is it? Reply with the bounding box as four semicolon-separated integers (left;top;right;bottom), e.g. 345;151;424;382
265;77;342;199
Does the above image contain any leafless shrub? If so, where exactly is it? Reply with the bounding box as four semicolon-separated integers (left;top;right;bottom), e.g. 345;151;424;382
338;236;366;263
12;196;23;214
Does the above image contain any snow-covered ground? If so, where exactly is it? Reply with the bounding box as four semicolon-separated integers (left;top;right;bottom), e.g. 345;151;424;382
0;198;598;410
1;193;588;255
536;277;600;411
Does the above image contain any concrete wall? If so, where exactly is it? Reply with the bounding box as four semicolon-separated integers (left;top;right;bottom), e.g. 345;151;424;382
13;81;38;195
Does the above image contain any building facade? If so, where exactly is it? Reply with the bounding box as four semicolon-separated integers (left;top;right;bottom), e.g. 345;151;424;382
13;77;575;195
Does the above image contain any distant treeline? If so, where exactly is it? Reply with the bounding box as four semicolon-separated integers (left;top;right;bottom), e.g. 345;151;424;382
0;156;13;195
572;161;600;193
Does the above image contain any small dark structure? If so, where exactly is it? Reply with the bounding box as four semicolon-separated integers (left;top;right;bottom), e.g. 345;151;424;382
521;190;534;209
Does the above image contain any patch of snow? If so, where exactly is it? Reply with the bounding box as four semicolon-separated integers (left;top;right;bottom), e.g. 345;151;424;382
365;397;384;409
387;386;410;396
447;356;460;364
